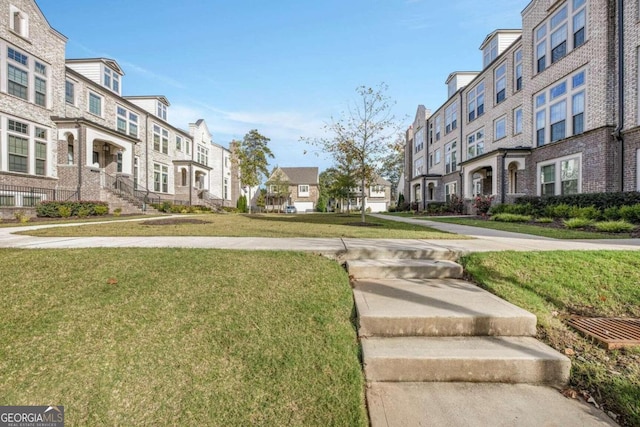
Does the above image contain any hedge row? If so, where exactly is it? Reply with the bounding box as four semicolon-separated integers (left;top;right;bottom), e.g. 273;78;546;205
515;192;640;211
150;202;211;213
36;201;109;218
491;201;640;223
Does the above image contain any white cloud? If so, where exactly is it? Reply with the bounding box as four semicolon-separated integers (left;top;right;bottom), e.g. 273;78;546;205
168;102;333;169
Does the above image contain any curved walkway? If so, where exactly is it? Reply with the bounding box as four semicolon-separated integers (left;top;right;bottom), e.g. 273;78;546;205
1;214;639;254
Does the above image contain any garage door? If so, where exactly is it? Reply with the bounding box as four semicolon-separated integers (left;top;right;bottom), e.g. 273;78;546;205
294;202;314;212
366;202;387;213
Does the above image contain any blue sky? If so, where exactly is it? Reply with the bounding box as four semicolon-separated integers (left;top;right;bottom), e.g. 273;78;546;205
38;0;529;171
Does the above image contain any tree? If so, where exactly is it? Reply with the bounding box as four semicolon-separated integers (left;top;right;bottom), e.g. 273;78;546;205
234;130;274;214
267;168;290;213
305;83;400;222
379;133;405;205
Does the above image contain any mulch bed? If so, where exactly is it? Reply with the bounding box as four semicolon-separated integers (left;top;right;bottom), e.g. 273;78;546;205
140;218;209;226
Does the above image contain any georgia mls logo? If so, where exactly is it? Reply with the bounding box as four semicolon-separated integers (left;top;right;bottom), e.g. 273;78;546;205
0;406;64;427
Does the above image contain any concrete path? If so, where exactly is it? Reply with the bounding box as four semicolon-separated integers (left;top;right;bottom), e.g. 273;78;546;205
1;214;640;253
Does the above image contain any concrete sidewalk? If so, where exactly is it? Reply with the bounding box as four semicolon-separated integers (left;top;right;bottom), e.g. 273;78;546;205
2;214;639;253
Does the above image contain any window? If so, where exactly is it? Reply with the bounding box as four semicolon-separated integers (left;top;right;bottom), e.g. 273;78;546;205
103;67;120;93
67;143;74;165
8;64;28;100
0;195;16;207
445;102;458;134
153;125;169;154
299;185;310;196
35;127;46;176
535;0;587;73
514;49;523;92
157;102;167;120
429;154;433;168
116;151;123;173
495;63;506;104
445;141;457;174
197;144;208;165
88;92;102;116
535;69;585;146
445;182;457;203
153;163;169;193
8;47;27;65
186;140;190;155
467;129;484;159
467;82;485;122
513;107;523;134
435;149;441;164
176;135;183;151
414;127;424;153
370;185;385;197
224;178;229;199
494;117;506;140
414;158;424;177
134;157;139;189
23;196;41;207
65;80;75;105
435;116;441;141
10;7;28;38
8;135;28;173
539;156;581;195
116;106;138;137
483;37;499;68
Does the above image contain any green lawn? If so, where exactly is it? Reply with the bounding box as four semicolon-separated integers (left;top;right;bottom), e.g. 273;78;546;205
0;214;158;228
421;216;632;239
0;249;367;426
462;251;640;426
18;213;461;239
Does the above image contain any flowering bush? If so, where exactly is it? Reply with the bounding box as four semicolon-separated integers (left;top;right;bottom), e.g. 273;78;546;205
473;195;494;217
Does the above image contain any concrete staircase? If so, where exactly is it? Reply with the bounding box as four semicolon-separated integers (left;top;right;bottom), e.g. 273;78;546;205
344;250;612;426
100;189;159;215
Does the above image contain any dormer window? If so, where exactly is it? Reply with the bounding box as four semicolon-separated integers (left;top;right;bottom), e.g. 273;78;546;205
157;102;167;121
10;6;28;38
483;38;498;68
103;67;120;94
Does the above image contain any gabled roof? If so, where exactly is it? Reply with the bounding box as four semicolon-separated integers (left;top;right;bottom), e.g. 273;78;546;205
268;167;319;185
66;58;125;75
374;176;392;186
479;29;522;50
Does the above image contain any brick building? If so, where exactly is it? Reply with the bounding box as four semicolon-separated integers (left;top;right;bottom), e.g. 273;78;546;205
404;0;639;209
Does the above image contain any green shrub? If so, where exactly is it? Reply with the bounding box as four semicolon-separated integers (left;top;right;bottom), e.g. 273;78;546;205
447;195;465;214
36;201;108;218
516;191;640;211
563;218;593;229
58;205;72;218
14;212;30;223
94;205;108;216
490;203;535;216
619;204;640;224
535;217;554;223
491;213;532;222
603;206;621;221
593;220;635;233
113;208;122;217
568;205;601;220
77;207;90;218
548;203;572;219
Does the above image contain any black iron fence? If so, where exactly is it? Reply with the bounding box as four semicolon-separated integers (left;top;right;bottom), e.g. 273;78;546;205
0;184;78;207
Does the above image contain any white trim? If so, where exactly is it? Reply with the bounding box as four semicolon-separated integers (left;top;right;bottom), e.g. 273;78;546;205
536;153;582;196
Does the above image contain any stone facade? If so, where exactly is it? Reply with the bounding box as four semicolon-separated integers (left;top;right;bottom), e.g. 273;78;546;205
0;0;240;218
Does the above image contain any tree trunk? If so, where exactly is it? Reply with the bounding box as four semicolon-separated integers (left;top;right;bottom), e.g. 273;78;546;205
361;176;366;223
248;187;252;214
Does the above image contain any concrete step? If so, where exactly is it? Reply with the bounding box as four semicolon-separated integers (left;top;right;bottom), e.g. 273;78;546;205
347;259;463;280
339;246;460;262
362;336;570;386
367;382;616;427
354;278;537;337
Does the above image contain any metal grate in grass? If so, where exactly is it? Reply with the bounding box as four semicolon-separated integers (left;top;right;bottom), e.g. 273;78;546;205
567;317;640;350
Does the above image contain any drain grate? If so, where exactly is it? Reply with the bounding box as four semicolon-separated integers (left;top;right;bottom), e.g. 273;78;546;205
567;317;640;350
